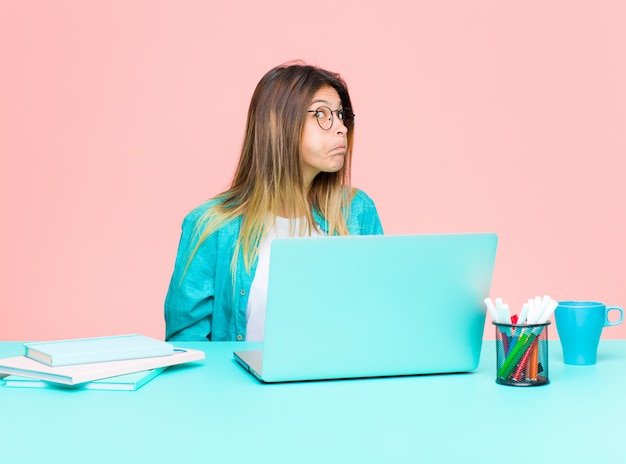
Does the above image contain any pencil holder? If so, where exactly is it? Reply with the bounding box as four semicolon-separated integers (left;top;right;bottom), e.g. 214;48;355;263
494;322;550;386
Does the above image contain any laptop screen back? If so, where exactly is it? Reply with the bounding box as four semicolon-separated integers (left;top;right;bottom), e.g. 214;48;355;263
240;233;498;382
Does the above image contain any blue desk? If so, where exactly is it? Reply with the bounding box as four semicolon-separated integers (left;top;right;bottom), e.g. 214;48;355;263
1;340;624;463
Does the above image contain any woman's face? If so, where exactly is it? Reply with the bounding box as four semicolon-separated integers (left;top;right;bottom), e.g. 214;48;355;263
300;86;349;190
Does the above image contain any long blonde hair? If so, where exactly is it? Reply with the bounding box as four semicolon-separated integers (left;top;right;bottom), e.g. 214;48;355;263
188;62;355;276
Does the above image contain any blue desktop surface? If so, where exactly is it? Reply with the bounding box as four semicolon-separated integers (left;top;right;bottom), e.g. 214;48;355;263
1;340;624;463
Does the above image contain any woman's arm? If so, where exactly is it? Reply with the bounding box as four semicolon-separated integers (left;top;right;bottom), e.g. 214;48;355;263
164;208;217;341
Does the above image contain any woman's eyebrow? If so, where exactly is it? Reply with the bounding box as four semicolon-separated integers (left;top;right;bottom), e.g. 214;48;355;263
309;99;342;108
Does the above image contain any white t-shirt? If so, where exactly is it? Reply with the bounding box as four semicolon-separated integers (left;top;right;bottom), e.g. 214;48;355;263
245;217;322;341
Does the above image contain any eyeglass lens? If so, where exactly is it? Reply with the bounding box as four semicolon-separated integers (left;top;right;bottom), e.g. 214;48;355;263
312;106;354;130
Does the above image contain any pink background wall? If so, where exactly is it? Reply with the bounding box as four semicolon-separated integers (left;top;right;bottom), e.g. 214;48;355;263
1;1;624;341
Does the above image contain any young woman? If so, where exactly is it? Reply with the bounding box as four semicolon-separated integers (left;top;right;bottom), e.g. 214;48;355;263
164;63;383;341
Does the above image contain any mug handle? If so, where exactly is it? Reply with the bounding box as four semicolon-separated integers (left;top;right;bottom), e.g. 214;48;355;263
605;306;624;326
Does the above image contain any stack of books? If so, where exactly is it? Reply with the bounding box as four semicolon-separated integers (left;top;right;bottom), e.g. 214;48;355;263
0;334;205;391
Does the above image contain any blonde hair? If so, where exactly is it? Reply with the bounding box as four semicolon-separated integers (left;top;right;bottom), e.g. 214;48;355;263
187;62;355;277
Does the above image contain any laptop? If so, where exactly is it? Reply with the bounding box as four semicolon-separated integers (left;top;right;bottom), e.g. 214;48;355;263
233;233;498;382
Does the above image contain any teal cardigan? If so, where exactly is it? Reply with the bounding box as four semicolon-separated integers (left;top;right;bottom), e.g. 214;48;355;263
164;189;383;341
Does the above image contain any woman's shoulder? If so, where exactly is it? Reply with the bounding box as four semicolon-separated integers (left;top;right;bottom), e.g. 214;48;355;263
345;188;383;234
183;198;222;222
181;197;241;235
348;188;378;210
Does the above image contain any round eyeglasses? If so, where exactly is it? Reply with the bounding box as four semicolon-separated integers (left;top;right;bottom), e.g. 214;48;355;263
306;106;354;131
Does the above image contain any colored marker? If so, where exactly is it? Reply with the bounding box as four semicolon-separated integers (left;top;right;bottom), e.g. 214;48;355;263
512;342;534;381
528;340;539;380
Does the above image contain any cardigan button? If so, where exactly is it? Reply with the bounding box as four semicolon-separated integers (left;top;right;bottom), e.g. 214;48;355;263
236;334;243;341
240;289;246;296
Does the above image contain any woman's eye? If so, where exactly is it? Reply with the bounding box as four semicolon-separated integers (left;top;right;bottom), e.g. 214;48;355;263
315;110;325;118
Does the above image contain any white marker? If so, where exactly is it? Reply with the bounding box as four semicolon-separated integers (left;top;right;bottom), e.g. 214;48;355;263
534;295;550;323
538;298;558;324
518;302;530;325
484;298;499;323
496;298;509;324
502;303;512;324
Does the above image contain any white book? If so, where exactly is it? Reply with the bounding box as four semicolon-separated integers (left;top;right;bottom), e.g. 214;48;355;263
0;348;204;385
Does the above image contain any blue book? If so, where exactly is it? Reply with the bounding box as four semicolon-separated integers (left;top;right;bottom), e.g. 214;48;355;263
2;367;166;391
24;334;174;366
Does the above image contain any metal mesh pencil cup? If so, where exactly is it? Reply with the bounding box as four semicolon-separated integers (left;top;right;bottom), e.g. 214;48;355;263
494;322;550;386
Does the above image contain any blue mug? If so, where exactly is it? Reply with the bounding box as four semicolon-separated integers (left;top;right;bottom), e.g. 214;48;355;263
555;301;623;365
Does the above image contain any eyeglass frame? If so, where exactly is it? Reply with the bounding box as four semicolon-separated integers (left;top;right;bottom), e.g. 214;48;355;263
306;106;355;131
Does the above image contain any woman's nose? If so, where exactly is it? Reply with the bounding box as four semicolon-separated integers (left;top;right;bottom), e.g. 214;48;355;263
335;117;348;134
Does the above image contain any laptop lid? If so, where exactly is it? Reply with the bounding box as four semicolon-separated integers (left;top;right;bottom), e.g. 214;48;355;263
234;233;498;382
